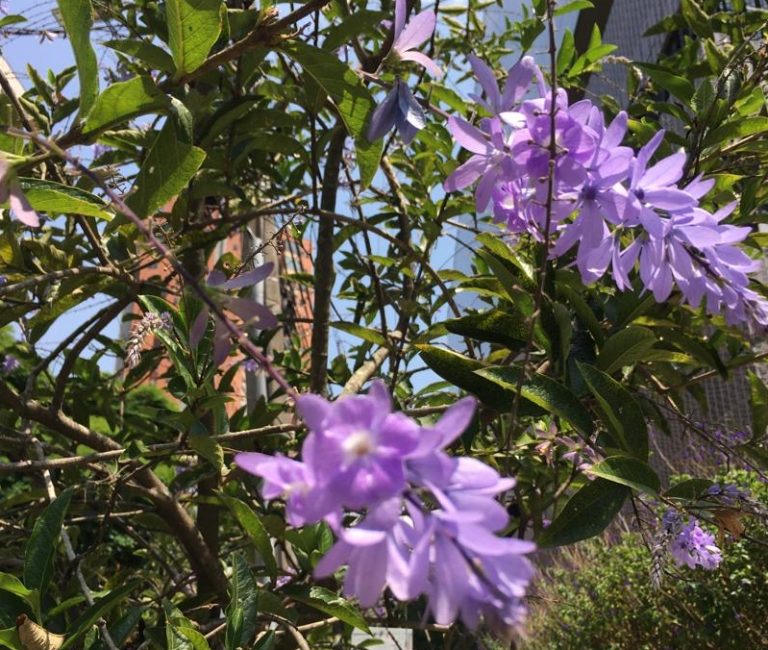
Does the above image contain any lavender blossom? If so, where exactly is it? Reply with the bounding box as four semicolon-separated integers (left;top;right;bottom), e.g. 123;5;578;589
442;53;768;328
662;510;722;570
389;0;442;78
0;156;40;228
237;383;535;632
189;263;277;366
1;355;19;373
366;0;440;143
367;79;426;144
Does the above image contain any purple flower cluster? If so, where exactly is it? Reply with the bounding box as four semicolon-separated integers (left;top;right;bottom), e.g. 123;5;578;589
442;55;768;326
235;381;534;631
662;510;722;570
367;0;441;144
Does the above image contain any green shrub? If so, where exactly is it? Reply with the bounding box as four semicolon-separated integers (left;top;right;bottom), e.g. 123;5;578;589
525;472;768;650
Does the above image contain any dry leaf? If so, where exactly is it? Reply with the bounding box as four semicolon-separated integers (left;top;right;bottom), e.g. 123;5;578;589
713;507;747;545
15;615;65;650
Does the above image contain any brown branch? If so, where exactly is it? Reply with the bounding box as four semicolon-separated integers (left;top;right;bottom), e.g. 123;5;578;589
0;380;230;599
50;295;133;411
310;126;346;395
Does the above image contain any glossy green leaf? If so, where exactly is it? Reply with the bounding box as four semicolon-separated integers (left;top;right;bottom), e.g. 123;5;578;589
62;581;139;649
85;76;170;133
104;40;176;73
57;0;99;115
0;574;36;613
126;120;206;218
167;0;222;77
681;0;714;38
578;363;648;459
282;41;381;188
538;479;629;547
636;63;695;103
597;326;656;375
587;456;660;495
330;321;387;346
417;345;519;411
477;366;594;436
18;179;112;220
284;586;370;634
0;628;21;650
554;0;593;16
225;553;260;650
664;478;713;500
24;488;73;595
221;496;277;583
703;116;768;147
444;309;529;349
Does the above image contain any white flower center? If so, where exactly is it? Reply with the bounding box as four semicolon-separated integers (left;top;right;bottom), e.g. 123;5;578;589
342;431;376;461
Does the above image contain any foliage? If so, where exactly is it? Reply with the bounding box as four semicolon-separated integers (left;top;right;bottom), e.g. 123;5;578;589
0;0;765;646
525;471;768;650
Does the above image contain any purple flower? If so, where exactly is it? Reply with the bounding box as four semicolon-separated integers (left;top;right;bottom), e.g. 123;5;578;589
390;0;442;78
314;498;423;607
421;508;534;631
468;54;536;116
189;263;277;366
238;385;535;631
295;380;420;510
663;511;722;570
2;355;19;373
0;156;40;228
367;79;426;144
235;452;337;527
242;358;259;373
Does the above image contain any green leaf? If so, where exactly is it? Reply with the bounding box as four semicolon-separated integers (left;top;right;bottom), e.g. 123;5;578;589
577;363;648;459
554;0;593;16
62;581;139;649
221;497;277;583
167;0;223;77
681;0;714;38
85;76;170;133
703;116;768;148
557;29;575;75
749;371;768;442
538;479;629;547
586;456;660;495
126;120;206;218
284;586;370;634
17;179;112;220
225;553;260;650
0;574;36;613
477;367;594;436
691;77;715;114
635;63;695;104
57;0;99;115
24;488;73;596
444;310;529;349
664;478;713;500
330;321;387;347
596;326;656;375
189;429;224;471
176;628;211;650
104;39;176;73
417;345;520;411
0;628;21;650
92;606;145;650
323;10;386;51
281;41;381;188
